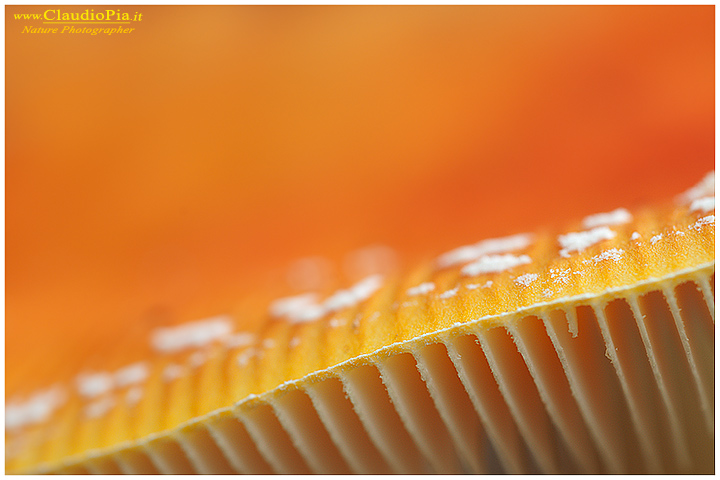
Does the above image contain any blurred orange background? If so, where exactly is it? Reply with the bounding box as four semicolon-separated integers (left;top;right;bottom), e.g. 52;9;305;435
6;6;714;396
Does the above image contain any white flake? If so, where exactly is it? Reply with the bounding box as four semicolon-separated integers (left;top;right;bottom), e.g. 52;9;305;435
125;387;143;407
114;363;149;388
690;214;715;231
188;351;208;368
76;372;114;398
85;397;115;419
406;282;435;296
236;349;257;367
162;364;185;382
76;363;148;399
291;304;326;322
467;280;493;289
582;208;633;229
319;290;361;315
329;318;347;328
549;268;571;285
224;332;255;349
5;386;66;431
678;171;715;203
289;337;301;349
514;273;538;287
270;293;319;318
271;275;383;323
590;248;624;263
151;316;233;353
558;226;616;257
461;254;532;276
543;289;554;298
261;338;275;350
437;233;533;268
650;234;663;245
690;196;715;213
631;232;641;240
325;275;383;311
439;286;459;299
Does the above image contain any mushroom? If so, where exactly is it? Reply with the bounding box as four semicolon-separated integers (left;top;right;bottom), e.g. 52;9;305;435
6;6;713;474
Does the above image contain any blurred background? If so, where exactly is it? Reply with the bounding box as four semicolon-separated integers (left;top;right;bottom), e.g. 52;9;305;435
6;6;714;396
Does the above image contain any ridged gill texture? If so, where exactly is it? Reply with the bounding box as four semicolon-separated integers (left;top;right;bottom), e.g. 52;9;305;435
5;174;715;474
